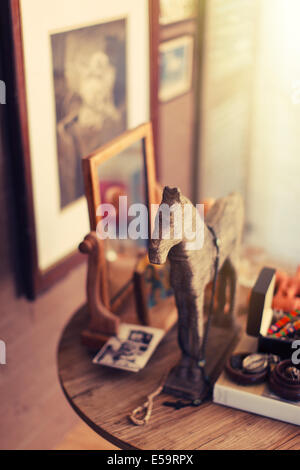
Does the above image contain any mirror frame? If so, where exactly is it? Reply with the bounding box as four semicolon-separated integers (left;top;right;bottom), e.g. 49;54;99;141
82;122;157;310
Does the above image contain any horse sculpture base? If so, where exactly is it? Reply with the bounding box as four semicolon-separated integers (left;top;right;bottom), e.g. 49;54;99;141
163;323;240;401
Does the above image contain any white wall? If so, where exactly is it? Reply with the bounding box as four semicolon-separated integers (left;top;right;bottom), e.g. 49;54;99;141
247;0;300;267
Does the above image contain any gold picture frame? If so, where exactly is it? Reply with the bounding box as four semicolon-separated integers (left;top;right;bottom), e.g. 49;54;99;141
82;122;157;311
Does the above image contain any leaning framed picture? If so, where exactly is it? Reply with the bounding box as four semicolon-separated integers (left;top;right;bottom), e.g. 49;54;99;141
6;0;150;297
133;254;176;332
159;35;194;102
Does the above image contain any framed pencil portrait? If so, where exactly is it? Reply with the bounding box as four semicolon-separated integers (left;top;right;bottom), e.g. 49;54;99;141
5;0;150;297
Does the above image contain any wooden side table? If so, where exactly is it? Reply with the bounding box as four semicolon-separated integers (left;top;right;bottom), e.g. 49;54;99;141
57;306;300;450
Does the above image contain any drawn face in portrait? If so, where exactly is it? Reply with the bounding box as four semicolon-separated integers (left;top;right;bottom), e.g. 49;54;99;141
77;51;120;128
51;19;127;208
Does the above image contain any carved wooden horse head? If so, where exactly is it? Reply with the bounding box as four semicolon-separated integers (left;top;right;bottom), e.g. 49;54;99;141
149;186;199;265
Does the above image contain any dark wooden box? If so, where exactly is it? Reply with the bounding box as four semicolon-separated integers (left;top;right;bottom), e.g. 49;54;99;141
246;267;295;359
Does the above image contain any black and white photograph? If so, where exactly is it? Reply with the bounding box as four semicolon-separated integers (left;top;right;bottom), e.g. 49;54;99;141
93;338;146;372
51;19;127;208
93;323;164;372
128;330;153;345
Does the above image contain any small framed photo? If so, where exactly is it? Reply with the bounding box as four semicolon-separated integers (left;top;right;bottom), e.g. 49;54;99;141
159;0;198;26
159;35;194;102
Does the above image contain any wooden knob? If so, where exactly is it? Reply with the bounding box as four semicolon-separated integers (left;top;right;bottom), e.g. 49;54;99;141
79;237;94;254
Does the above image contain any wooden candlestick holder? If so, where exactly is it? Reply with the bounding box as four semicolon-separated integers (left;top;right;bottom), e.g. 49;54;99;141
79;232;120;349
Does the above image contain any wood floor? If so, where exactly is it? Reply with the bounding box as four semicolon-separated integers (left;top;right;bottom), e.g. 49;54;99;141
55;423;117;450
0;262;107;450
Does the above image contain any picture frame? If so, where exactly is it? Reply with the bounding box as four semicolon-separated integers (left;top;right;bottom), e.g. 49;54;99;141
159;35;194;102
159;0;198;26
4;0;150;298
82;122;157;311
133;254;175;330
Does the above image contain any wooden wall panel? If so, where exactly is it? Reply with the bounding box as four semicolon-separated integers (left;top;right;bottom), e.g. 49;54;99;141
158;19;199;200
149;0;202;201
159;91;196;198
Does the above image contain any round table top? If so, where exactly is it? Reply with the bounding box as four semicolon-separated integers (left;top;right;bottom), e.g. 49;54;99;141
57;306;300;450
